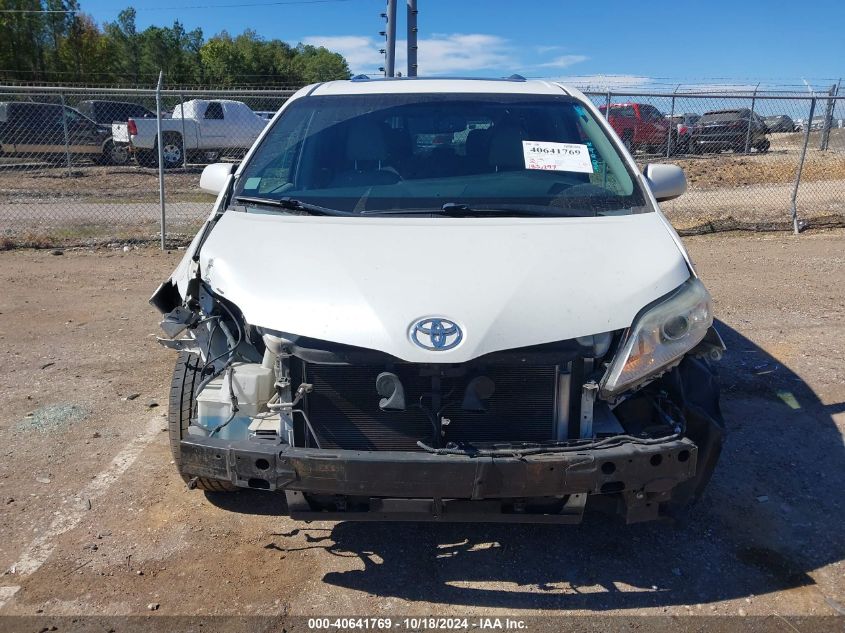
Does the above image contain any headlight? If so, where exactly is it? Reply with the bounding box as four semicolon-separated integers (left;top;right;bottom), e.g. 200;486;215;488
600;278;712;397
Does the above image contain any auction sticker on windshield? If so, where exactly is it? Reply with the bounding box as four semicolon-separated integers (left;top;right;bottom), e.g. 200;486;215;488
522;141;594;173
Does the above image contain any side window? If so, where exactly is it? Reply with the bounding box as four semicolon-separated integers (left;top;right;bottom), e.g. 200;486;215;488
64;108;84;125
204;102;224;120
639;105;659;121
243;110;313;194
611;106;635;118
42;105;64;127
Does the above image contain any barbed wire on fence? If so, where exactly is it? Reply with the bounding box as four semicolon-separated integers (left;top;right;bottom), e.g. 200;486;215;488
0;82;843;247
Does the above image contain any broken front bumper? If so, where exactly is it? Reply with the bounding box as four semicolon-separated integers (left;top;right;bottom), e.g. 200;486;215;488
179;435;699;523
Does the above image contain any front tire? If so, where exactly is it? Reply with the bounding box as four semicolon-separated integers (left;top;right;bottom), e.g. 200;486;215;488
159;133;184;168
168;351;237;491
99;139;130;166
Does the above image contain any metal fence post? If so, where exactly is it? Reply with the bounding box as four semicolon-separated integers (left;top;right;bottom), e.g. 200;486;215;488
59;92;72;177
604;90;611;119
385;0;397;77
179;91;187;170
406;0;418;77
744;83;760;154
156;71;166;250
790;97;816;234
819;82;837;150
666;84;678;158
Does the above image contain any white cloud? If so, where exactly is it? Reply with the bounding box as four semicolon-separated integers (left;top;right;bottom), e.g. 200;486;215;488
673;82;760;93
304;32;586;76
408;33;514;75
536;55;589;69
302;35;384;73
550;74;654;91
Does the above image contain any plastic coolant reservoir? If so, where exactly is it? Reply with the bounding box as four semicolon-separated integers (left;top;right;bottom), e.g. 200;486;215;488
196;362;275;440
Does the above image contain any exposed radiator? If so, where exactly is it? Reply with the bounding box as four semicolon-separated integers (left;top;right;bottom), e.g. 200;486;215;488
304;364;557;451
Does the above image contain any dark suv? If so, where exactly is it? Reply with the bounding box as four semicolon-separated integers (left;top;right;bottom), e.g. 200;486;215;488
690;109;770;154
76;100;155;125
0;101;127;165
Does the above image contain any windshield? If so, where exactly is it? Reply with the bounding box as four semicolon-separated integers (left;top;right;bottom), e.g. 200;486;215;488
233;93;649;217
701;110;746;123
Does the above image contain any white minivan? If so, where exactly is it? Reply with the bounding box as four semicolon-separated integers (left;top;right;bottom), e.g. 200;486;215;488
152;77;726;524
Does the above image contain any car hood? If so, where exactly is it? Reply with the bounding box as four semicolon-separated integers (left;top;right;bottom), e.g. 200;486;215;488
197;210;690;363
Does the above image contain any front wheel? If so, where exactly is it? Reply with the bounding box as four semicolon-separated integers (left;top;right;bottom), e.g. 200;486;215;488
101;140;130;166
159;134;184;168
168;351;237;492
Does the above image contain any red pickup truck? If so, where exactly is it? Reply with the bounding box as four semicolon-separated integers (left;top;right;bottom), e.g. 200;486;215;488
598;102;674;154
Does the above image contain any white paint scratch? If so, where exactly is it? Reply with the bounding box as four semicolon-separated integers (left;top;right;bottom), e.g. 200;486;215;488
0;585;21;610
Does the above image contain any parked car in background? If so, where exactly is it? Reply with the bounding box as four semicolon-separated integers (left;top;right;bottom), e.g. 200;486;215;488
763;114;797;133
0;101;127;164
254;110;277;121
153;77;726;525
111;99;267;168
690;108;770;154
76;100;156;125
598;102;674;154
805;115;837;131
668;113;700;153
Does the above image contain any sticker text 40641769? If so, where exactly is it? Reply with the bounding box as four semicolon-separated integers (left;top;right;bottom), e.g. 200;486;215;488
521;140;594;174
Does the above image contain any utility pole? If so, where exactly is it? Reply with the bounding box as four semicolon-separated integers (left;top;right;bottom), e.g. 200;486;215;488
384;0;397;77
407;0;418;77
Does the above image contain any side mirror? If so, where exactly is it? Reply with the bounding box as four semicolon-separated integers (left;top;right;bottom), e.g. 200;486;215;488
643;163;687;202
199;162;235;195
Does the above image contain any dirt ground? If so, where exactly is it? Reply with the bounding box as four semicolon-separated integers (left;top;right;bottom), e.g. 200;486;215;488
0;230;843;625
0;163;208;202
650;147;845;189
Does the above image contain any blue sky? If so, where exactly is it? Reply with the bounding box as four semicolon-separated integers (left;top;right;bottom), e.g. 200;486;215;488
82;0;844;90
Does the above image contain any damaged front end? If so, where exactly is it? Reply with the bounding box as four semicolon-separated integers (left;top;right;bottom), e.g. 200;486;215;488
152;268;726;524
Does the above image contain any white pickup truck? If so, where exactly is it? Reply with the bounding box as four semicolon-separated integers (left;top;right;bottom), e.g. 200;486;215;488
112;99;268;168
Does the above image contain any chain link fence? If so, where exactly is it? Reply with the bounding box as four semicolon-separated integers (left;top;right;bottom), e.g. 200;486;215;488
0;84;295;247
1;83;843;247
581;89;845;233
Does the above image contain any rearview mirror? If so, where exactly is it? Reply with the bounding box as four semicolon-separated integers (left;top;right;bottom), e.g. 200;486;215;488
643;163;687;202
199;162;235;195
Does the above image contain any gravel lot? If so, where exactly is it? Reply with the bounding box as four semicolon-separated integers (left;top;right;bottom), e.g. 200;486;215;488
0;231;843;624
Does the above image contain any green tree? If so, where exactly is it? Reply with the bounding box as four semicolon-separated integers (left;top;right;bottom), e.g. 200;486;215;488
0;1;351;87
293;44;350;83
60;12;109;82
103;8;142;84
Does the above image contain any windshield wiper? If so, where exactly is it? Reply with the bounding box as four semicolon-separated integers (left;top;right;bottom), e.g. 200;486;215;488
361;202;588;217
233;196;350;216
